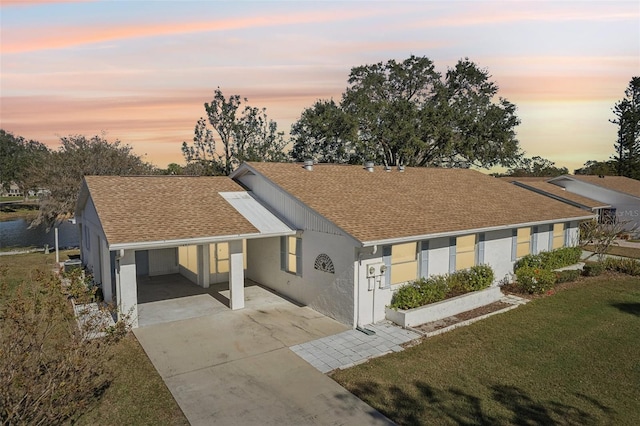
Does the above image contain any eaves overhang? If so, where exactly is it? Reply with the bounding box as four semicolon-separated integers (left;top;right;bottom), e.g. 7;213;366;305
359;214;596;248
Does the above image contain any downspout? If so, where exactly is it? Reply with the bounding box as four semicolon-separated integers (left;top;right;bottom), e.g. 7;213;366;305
355;245;377;330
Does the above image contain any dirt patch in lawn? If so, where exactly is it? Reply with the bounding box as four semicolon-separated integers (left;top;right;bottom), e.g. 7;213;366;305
411;300;513;334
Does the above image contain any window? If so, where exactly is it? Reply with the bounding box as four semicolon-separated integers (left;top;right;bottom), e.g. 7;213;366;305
384;242;418;285
552;223;564;249
280;236;302;275
515;227;531;258
454;234;476;271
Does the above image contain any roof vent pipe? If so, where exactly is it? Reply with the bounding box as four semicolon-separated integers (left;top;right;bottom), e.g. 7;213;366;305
397;164;405;172
364;161;374;172
303;160;314;171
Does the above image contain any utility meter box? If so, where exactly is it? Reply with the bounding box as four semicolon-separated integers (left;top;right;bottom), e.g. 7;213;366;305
366;263;387;278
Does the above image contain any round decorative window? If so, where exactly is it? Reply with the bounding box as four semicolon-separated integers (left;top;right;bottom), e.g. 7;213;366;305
314;253;335;274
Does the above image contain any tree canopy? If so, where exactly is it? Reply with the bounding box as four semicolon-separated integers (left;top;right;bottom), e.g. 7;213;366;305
181;88;288;176
610;76;640;179
291;56;521;168
574;160;617;176
0;129;50;198
30;134;154;229
505;156;568;177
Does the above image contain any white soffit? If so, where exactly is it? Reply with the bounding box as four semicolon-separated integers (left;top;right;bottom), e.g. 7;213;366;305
219;191;294;235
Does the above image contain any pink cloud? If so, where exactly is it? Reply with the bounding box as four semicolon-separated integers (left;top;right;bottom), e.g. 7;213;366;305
3;7;388;54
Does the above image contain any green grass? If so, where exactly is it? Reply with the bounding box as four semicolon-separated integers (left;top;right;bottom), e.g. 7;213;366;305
0;250;188;425
332;274;640;425
584;244;640;259
0;204;39;221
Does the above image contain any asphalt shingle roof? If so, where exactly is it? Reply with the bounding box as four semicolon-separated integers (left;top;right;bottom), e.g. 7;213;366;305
244;162;594;243
83;176;258;246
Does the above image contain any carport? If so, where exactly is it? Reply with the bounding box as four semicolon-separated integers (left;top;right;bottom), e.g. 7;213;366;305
111;191;296;328
136;274;273;327
75;175;296;329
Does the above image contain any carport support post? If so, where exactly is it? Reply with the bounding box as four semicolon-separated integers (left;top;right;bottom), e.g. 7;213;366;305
117;249;138;328
197;244;210;288
229;240;244;310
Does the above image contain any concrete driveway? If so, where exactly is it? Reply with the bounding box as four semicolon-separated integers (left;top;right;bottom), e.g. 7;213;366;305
134;283;393;426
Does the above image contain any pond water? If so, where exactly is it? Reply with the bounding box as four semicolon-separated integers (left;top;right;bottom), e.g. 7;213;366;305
0;219;79;249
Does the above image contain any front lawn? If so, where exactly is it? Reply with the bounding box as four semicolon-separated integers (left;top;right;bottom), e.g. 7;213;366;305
332;274;640;425
584;244;640;259
0;251;188;425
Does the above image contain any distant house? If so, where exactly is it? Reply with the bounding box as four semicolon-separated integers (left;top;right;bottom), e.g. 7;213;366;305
511;180;610;218
0;182;23;197
510;175;640;234
76;163;593;328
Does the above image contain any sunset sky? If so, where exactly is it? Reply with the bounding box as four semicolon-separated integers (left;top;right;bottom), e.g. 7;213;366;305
1;0;638;172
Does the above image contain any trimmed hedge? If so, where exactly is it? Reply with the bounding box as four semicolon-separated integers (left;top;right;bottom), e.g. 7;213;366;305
514;246;582;271
390;265;494;310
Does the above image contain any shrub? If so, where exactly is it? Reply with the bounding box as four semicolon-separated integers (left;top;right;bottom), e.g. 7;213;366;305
515;266;557;294
514;253;543;271
514;246;582;272
390;265;495;310
389;283;424;310
603;257;640;276
416;276;449;304
582;262;605;277
555;269;581;283
390;276;448;310
459;265;494;292
540;246;582;270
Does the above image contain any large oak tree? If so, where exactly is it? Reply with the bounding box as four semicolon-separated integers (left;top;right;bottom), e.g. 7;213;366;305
291;56;521;168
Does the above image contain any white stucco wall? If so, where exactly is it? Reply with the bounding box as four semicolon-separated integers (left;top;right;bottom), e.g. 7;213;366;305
533;225;551;255
425;237;450;277
483;229;516;284
246;231;356;326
